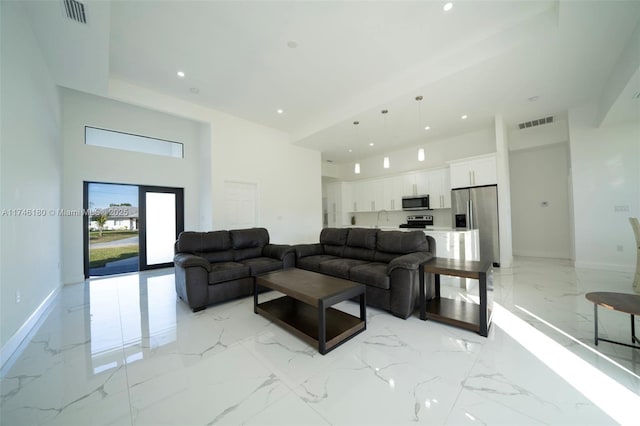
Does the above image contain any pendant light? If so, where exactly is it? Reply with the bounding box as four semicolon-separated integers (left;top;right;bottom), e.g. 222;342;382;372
416;96;426;162
382;109;390;169
353;121;361;174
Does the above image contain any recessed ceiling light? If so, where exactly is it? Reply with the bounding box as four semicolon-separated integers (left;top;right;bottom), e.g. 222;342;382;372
348;149;353;153
277;109;284;114
369;142;374;147
177;71;185;78
189;87;199;94
443;2;453;12
287;41;298;49
424;126;431;130
461;115;468;120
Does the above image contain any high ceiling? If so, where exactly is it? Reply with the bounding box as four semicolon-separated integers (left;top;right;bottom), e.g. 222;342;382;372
23;1;640;163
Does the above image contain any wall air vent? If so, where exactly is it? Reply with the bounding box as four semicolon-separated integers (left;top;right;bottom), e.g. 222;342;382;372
518;116;554;130
63;0;86;24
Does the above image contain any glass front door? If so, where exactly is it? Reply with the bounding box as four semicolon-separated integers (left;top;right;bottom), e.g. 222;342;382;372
84;183;184;277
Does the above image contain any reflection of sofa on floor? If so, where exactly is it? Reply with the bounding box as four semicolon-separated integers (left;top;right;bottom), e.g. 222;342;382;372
174;228;294;311
294;228;434;319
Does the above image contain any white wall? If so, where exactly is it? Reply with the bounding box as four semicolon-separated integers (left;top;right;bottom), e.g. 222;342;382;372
209;116;322;244
569;103;640;272
108;79;323;245
510;142;572;259
61;89;205;284
0;2;62;352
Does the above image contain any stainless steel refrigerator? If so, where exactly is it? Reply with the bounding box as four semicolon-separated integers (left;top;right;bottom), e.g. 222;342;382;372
451;185;500;266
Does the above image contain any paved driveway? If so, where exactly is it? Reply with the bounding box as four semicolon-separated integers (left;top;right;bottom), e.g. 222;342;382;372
90;236;139;248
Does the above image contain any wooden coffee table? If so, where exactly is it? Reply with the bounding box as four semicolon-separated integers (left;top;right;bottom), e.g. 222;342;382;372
254;268;366;354
585;292;640;350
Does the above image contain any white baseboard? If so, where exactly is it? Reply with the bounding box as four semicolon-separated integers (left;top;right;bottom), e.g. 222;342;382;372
513;249;572;260
1;286;60;372
574;261;635;274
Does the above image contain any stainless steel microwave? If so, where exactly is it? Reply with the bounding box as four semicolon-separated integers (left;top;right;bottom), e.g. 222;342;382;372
402;195;430;210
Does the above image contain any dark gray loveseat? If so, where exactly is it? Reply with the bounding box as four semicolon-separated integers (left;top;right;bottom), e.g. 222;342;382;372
295;228;434;319
174;228;294;311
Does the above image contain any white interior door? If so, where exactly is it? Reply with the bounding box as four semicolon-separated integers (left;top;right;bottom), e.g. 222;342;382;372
224;181;257;229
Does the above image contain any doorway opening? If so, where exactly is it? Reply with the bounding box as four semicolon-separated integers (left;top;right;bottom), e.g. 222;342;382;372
83;182;184;278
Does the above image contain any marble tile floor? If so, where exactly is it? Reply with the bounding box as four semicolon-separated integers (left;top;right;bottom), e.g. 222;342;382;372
1;257;639;425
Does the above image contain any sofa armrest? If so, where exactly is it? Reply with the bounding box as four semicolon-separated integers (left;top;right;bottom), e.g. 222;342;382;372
174;253;211;272
263;244;294;260
388;251;433;274
294;243;323;259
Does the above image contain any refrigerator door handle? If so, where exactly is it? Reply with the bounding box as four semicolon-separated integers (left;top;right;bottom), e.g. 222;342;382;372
468;199;474;229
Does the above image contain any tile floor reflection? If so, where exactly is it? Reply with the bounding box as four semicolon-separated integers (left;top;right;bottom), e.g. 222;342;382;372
1;258;639;425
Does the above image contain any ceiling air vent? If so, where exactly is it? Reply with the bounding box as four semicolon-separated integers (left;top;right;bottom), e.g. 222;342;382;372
518;116;554;130
63;0;86;24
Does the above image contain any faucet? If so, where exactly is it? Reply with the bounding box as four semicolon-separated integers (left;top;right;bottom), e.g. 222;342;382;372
376;210;389;228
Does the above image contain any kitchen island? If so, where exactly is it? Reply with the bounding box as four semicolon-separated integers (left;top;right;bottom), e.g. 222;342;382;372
423;228;479;261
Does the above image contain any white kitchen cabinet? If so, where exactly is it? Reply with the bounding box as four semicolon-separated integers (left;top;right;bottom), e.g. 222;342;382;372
382;178;394;211
449;154;497;188
326;182;340;227
391;175;405;211
352;179;384;212
326;182;354;226
427;168;451;209
401;170;430;196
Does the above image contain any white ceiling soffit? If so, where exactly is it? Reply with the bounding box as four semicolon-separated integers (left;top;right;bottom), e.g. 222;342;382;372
598;19;640;127
23;0;639;164
23;0;110;97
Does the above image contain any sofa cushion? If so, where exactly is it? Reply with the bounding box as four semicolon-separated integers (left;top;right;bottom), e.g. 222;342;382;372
208;262;251;284
374;231;428;263
349;262;390;290
233;247;263;261
320;228;348;257
343;246;375;262
238;257;284;276
199;250;234;263
295;244;323;259
297;255;339;273
202;231;232;251
176;230;232;254
319;258;370;279
320;228;349;245
346;228;378;249
230;228;269;249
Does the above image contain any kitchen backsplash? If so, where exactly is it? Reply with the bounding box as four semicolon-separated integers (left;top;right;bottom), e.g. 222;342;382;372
350;209;452;228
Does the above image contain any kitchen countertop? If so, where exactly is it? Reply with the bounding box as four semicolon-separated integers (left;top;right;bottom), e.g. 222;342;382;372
344;225;474;233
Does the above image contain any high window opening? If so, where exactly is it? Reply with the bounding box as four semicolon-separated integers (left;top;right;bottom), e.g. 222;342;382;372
85;126;184;158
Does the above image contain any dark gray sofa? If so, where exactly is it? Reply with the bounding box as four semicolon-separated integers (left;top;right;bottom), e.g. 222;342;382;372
174;228;294;312
295;228;434;319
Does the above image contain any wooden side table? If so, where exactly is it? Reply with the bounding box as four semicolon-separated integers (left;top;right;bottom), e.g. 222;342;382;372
419;258;493;337
585;292;640;350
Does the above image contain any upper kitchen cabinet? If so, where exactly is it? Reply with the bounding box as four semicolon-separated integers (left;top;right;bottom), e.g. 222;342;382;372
449;154;497;189
402;170;430;196
382;176;404;211
352;179;385;212
427;167;451;209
